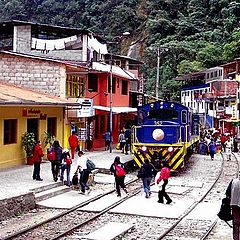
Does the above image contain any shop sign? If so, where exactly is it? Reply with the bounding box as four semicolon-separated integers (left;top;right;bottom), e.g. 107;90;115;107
22;108;47;119
76;98;95;117
78;128;86;140
231;105;237;120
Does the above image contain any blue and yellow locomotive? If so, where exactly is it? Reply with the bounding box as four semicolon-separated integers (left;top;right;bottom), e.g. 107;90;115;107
132;100;200;171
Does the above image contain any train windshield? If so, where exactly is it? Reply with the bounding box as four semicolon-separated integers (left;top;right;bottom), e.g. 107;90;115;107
148;109;178;120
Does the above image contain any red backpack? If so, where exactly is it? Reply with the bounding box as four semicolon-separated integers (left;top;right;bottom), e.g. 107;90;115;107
47;149;56;161
115;164;126;177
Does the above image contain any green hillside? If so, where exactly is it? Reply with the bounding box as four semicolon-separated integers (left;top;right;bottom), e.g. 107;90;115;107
1;0;240;100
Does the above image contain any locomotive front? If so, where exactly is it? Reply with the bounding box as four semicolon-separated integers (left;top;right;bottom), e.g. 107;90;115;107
132;101;199;171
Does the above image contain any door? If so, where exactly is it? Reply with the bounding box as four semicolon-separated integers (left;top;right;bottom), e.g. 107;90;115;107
27;118;39;140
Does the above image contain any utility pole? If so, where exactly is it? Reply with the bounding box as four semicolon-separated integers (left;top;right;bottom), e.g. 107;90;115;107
156;48;160;100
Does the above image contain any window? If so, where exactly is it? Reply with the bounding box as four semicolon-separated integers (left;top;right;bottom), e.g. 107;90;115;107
108;77;116;93
148;109;178;120
88;74;98;92
4;119;17;144
122;80;128;95
66;74;85;98
181;110;187;124
47;117;57;137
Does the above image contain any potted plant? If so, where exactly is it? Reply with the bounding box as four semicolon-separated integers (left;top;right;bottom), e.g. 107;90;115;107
21;132;36;165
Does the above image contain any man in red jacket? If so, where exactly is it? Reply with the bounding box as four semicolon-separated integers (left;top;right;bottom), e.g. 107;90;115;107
32;140;44;181
156;161;172;204
68;131;79;159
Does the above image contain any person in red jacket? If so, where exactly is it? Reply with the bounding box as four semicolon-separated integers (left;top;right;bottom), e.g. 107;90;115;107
156;161;172;204
32;140;44;181
68;131;79;159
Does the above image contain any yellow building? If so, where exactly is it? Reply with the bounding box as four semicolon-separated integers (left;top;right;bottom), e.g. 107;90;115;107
0;82;78;169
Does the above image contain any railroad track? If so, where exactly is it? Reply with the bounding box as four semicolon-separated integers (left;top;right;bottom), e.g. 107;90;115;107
3;153;236;240
158;152;239;240
3;178;142;240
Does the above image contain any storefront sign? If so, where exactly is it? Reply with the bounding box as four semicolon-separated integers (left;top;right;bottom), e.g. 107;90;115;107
22;108;47;119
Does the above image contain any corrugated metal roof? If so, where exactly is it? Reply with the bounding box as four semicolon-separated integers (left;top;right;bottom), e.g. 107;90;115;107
0;82;78;106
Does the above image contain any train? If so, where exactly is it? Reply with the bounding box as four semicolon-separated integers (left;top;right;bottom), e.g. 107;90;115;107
131;100;200;171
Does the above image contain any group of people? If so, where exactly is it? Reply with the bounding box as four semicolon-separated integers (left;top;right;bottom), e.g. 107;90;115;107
138;158;172;204
117;128;132;154
110;155;172;204
198;129;235;161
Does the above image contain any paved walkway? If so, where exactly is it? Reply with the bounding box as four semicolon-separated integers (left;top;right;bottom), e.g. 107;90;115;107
0;148;133;200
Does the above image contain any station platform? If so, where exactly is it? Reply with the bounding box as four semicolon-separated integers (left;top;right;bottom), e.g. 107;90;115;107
0;148;133;200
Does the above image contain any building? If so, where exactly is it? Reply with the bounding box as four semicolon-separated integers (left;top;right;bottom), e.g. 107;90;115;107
0;81;78;168
0;20;143;151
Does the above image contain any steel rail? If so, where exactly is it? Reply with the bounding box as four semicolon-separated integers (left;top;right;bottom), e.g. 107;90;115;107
157;152;236;240
3;178;139;240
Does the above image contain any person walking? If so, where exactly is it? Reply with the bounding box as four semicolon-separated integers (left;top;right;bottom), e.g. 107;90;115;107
156;161;172;204
226;179;240;240
124;127;132;154
68;131;79;159
49;140;63;182
76;150;91;194
118;130;126;153
225;138;233;161
60;149;72;187
140;158;156;198
103;131;111;151
32;140;44;181
208;138;217;160
110;156;127;197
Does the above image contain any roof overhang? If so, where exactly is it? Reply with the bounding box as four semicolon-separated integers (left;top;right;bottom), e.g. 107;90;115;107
0;82;78;107
93;105;137;113
91;62;136;80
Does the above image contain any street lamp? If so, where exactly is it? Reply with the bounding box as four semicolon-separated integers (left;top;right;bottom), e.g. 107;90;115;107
156;47;168;99
108;32;130;153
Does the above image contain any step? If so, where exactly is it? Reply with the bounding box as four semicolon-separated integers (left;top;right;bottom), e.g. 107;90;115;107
35;185;70;203
30;182;63;194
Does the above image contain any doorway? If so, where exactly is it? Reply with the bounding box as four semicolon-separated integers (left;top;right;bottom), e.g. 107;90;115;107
27;118;39;140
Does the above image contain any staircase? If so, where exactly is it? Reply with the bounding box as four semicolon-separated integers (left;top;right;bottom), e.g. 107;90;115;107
30;182;70;207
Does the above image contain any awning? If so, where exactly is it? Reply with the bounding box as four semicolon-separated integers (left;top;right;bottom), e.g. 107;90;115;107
91;62;135;80
94;105;137;113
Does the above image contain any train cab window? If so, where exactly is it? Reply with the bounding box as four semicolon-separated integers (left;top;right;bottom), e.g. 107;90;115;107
148;109;178;120
181;110;187;124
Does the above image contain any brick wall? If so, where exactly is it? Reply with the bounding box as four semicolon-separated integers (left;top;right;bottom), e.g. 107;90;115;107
0;54;66;98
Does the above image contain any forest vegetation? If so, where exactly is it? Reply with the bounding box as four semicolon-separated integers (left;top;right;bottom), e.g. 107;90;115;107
1;0;240;100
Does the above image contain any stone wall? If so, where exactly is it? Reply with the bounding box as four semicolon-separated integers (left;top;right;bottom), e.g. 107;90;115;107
0;192;35;221
0;53;66;98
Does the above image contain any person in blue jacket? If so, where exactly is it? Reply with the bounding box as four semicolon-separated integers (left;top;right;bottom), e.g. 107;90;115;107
208;138;217;161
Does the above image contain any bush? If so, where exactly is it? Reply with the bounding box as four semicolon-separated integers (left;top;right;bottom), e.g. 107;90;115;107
21;132;36;157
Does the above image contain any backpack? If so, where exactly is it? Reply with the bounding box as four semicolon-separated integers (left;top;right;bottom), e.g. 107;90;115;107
65;157;72;165
218;197;233;222
86;158;96;171
47;148;56;161
137;166;145;178
115;164;126;177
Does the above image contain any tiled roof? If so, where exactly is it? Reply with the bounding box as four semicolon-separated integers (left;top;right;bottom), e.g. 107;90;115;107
0;82;78;106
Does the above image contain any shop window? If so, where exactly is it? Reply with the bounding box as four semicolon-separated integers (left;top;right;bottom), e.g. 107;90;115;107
66;74;85;98
4;119;17;144
122;80;128;95
88;74;98;92
108;77;116;93
47;117;57;137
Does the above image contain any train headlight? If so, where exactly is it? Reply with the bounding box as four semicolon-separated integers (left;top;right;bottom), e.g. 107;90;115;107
168;146;174;153
152;129;164;141
141;146;147;152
